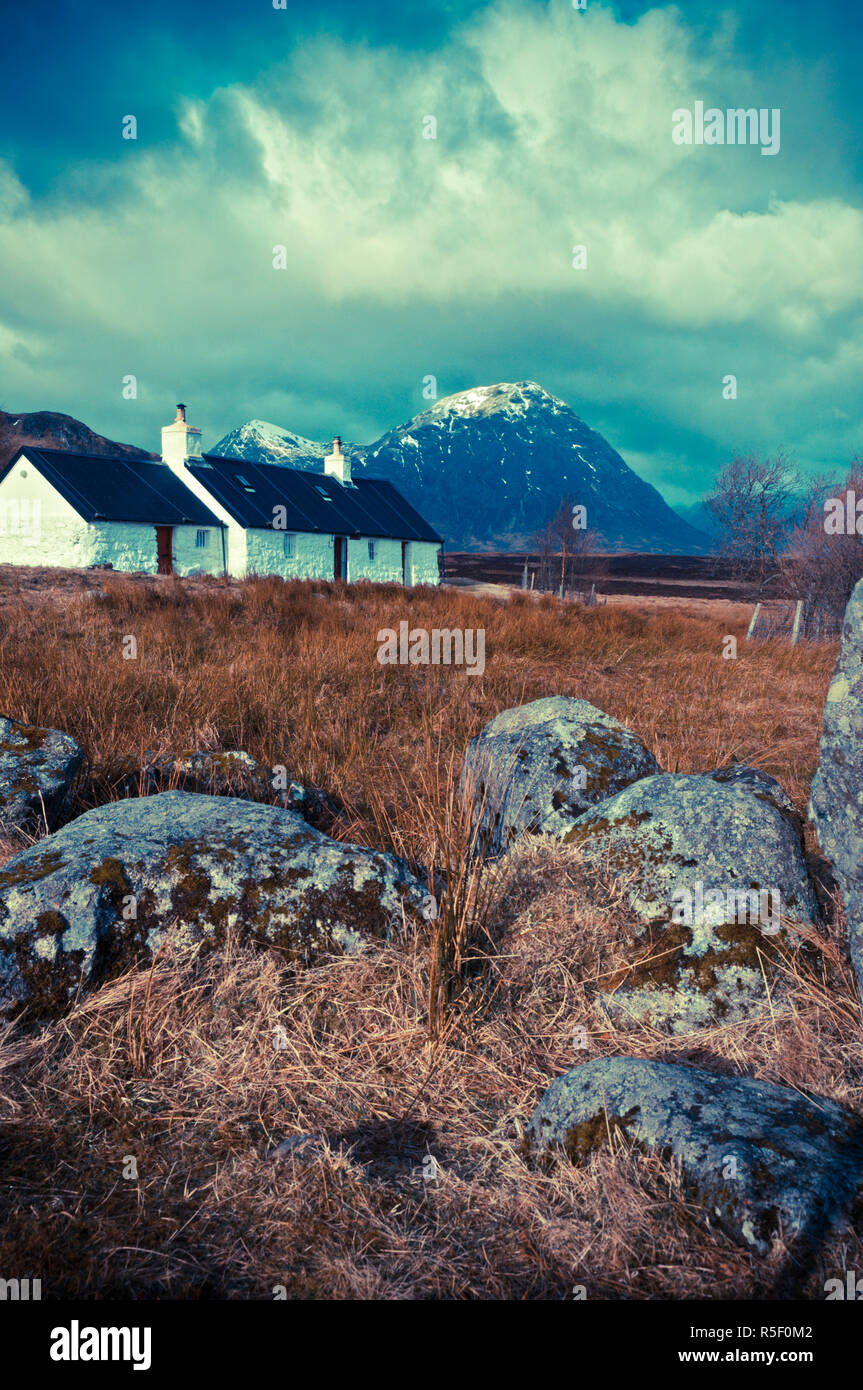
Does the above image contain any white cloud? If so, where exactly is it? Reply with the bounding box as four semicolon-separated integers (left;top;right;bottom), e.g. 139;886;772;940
0;1;860;476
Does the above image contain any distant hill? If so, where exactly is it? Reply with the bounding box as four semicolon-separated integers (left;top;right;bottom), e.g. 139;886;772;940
676;492;818;545
674;500;721;540
213;381;711;554
0;408;158;471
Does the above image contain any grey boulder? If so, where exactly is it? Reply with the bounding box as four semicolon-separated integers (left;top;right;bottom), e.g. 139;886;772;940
0;790;428;1022
702;763;797;821
810;577;863;998
565;773;816;1033
529;1056;863;1256
461;696;659;855
0;716;83;837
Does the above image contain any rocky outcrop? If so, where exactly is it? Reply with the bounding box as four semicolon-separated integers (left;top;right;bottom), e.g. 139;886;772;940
461;696;659;855
810;577;863;999
0;716;83;837
565;772;816;1033
0;791;428;1022
529;1057;863;1256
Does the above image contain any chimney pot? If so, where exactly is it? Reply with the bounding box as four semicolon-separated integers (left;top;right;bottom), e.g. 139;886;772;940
175;403;187;423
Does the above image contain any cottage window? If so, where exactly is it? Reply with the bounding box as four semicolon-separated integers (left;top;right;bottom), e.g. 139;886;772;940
283;533;296;558
368;540;376;562
195;529;209;548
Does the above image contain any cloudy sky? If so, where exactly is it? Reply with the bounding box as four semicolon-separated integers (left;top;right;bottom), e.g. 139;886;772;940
1;0;861;505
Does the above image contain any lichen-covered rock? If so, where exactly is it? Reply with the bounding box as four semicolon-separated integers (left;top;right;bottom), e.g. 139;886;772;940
0;791;428;1022
564;773;817;1033
0;716;83;837
810;578;863;1000
102;751;343;833
461;696;659;855
529;1057;863;1256
702;763;797;820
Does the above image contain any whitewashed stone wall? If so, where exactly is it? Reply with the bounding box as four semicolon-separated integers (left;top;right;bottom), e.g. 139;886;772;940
244;530;441;584
245;528;334;579
0;457;95;566
408;540;443;585
347;536;403;583
87;522;224;576
172;524;226;575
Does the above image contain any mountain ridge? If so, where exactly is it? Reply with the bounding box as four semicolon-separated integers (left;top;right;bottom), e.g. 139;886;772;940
0;387;711;553
213;381;710;554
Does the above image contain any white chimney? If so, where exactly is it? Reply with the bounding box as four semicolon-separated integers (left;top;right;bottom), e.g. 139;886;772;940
161;402;203;473
324;435;353;486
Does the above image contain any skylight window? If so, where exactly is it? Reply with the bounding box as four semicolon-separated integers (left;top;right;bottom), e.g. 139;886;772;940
315;485;333;499
236;474;255;491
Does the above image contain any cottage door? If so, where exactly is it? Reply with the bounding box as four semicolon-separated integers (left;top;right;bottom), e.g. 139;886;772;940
334;536;345;580
156;526;174;575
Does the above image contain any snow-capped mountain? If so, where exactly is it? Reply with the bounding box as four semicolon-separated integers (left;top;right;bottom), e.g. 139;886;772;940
212;382;710;553
212;419;337;467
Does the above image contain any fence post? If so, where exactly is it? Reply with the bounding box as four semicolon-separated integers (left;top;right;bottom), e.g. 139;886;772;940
790;599;803;646
746;602;762;642
521;562;528;590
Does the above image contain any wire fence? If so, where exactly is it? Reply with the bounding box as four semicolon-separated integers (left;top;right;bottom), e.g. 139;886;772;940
746;598;843;644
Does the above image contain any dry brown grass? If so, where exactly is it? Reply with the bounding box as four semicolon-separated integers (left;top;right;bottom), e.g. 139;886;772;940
0;565;836;827
0;567;856;1300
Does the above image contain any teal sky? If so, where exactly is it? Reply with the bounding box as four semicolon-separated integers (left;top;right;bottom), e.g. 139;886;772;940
1;0;861;505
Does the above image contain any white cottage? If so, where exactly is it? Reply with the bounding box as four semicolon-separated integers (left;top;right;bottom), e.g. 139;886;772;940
0;442;225;575
0;404;443;584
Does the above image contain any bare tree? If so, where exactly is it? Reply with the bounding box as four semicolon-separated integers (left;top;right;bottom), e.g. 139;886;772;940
704;453;798;598
782;459;863;632
531;514;556;592
534;498;606;594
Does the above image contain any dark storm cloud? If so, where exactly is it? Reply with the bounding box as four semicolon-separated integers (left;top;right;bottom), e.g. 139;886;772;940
0;0;861;503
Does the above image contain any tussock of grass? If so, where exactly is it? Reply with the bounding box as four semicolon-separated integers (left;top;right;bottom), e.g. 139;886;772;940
0;569;855;1299
1;842;861;1299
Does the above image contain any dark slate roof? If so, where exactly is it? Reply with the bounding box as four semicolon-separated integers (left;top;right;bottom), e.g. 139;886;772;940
188;454;443;543
2;448;223;527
